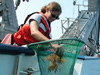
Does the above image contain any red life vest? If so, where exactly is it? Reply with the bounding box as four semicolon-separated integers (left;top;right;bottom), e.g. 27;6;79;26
14;12;51;46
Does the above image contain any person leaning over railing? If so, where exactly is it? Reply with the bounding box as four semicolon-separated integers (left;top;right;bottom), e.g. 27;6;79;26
2;1;63;57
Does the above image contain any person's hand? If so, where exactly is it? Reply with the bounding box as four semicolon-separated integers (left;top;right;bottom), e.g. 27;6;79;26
51;43;64;58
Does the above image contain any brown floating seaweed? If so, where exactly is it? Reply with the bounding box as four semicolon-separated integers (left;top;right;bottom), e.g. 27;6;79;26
44;53;66;73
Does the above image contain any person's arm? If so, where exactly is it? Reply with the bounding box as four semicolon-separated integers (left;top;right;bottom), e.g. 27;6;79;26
30;20;50;41
30;20;63;57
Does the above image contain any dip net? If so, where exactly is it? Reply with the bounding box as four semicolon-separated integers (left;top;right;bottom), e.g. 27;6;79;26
28;38;84;75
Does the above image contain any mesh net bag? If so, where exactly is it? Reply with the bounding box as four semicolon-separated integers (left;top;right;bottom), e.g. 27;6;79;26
28;38;84;75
